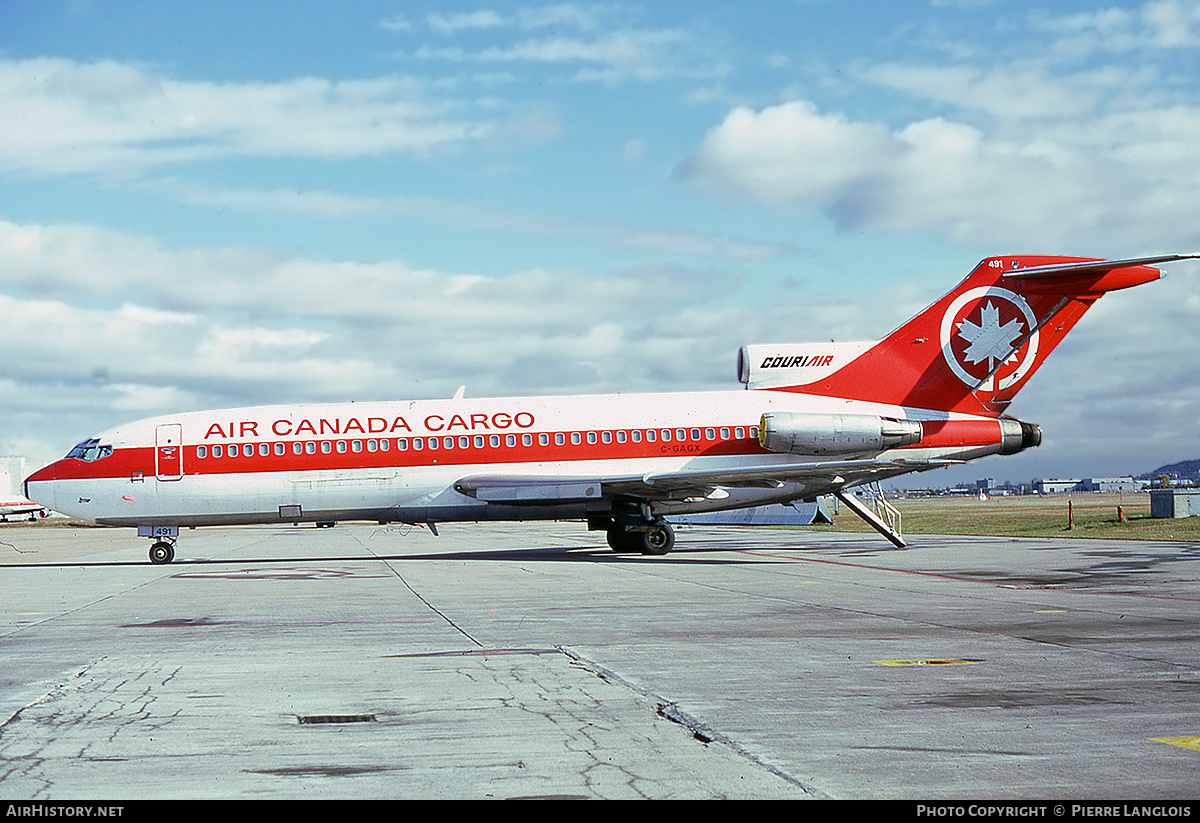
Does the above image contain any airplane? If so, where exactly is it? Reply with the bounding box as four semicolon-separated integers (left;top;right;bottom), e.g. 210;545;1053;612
23;253;1198;564
0;468;49;522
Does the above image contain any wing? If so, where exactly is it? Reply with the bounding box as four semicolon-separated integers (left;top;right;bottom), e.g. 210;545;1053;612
453;456;955;505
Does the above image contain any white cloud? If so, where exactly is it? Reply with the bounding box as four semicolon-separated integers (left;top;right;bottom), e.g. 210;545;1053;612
676;97;1200;250
676;3;1200;252
427;10;507;34
395;5;719;85
0;218;766;395
1036;0;1200;53
0;57;496;177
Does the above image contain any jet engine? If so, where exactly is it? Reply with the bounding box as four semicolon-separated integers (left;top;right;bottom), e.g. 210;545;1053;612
759;412;922;456
998;418;1042;454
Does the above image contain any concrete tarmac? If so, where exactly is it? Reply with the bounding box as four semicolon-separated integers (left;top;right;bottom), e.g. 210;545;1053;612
0;520;1197;800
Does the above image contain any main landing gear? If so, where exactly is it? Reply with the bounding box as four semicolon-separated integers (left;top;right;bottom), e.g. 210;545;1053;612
604;522;675;555
590;505;676;556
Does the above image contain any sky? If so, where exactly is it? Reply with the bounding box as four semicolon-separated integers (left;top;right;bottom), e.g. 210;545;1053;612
3;0;1200;489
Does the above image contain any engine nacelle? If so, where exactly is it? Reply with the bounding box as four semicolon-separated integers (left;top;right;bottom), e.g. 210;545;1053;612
999;417;1042;455
759;412;922;456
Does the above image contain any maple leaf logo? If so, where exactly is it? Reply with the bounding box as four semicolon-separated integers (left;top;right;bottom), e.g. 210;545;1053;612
956;300;1026;374
940;286;1039;392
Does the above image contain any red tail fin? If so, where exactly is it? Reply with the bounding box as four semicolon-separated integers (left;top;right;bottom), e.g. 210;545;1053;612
765;254;1194;417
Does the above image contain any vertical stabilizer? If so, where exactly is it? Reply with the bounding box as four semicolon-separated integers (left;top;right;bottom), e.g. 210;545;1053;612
755;254;1193;416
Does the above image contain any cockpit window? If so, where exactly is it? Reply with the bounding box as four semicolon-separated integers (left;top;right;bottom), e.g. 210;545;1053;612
66;438;114;462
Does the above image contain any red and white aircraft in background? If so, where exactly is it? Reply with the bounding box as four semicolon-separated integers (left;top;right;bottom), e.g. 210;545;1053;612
1;469;48;522
24;254;1196;564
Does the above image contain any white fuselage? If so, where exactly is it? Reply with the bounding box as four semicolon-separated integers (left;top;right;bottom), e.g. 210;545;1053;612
25;388;1011;529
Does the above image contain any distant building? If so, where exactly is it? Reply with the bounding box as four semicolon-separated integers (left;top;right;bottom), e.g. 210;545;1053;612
0;457;28;496
1035;479;1082;494
1082;477;1139;493
1035;477;1138;494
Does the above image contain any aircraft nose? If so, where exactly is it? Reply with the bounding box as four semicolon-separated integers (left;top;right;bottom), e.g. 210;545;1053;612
23;463;59;510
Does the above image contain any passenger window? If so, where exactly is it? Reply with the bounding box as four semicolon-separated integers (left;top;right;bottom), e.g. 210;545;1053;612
197;445;207;458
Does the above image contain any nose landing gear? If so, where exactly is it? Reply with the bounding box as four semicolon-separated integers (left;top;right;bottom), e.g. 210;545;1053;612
149;540;176;565
138;526;180;564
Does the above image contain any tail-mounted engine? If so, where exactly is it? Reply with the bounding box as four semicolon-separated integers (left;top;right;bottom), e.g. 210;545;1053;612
759;412;922;456
998;417;1042;454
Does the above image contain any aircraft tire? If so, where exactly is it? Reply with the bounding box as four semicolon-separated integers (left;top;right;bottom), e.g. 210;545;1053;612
606;529;639;553
149;541;175;565
637;523;675;556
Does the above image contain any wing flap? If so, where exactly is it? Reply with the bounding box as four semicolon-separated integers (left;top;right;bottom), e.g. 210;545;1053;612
455;457;957;505
466;480;604;503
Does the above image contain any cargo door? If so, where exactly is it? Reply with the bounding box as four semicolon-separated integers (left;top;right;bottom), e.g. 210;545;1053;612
155;424;183;481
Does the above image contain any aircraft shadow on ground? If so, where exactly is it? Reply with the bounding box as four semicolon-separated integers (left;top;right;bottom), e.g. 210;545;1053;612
0;540;811;569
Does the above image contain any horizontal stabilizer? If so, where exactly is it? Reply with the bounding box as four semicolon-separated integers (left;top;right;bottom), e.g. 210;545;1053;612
1004;253;1200;281
748;253;1199;416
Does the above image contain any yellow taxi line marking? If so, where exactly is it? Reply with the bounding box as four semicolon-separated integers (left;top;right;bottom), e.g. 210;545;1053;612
1150;736;1200;752
873;658;982;667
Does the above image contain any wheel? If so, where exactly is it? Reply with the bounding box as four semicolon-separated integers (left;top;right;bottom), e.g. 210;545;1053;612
636;523;675;556
149;541;175;565
606;529;638;553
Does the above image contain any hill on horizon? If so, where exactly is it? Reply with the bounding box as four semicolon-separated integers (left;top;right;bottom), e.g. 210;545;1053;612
1140;459;1200;480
